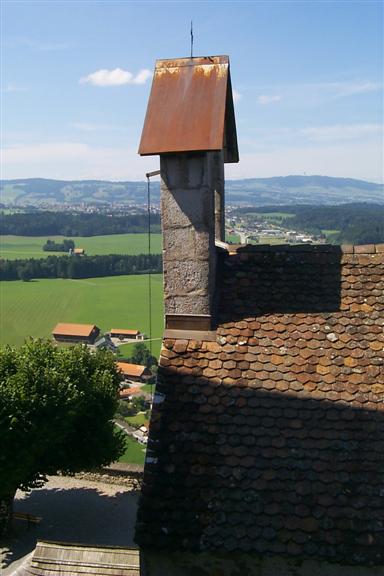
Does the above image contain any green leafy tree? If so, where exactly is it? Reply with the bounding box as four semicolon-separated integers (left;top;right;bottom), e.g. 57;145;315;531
17;263;33;282
0;340;125;536
129;342;157;369
132;396;150;412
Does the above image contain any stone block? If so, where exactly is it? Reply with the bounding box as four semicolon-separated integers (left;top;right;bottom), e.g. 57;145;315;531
164;260;211;296
160;153;210;190
162;227;211;262
161;185;214;230
165;294;211;315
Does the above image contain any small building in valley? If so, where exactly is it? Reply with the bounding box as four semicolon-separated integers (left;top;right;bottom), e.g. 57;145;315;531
52;322;100;344
116;361;151;382
119;386;143;400
94;335;117;352
110;329;144;340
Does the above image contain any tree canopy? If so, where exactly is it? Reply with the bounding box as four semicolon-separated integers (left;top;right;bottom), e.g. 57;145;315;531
0;340;125;535
0;253;162;281
0;211;161;236
129;342;158;369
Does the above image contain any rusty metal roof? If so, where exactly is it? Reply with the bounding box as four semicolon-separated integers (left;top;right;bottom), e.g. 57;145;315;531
138;55;238;163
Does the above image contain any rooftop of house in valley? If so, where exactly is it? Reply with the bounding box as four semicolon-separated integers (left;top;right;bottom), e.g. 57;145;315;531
117;362;148;379
51;323;99;338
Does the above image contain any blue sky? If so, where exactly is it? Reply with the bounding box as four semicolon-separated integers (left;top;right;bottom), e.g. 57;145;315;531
1;0;383;182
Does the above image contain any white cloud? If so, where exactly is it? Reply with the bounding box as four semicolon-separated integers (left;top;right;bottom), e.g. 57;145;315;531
4;83;28;93
257;94;282;105
232;89;242;103
80;68;152;87
70;122;123;132
301;123;382;142
132;69;152;85
250;80;381;109
328;81;380;98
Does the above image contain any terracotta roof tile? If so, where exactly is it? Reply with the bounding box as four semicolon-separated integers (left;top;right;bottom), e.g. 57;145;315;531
52;323;98;337
136;245;384;566
110;328;140;335
116;362;147;378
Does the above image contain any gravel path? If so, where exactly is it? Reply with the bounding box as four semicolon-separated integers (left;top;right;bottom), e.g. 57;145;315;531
1;475;140;575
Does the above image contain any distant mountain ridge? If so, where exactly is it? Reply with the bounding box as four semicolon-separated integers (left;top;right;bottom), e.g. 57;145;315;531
1;175;383;206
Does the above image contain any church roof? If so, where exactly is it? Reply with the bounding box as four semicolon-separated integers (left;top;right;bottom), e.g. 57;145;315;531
136;243;384;566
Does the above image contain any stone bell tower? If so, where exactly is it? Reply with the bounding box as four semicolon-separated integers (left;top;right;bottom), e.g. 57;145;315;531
139;56;238;332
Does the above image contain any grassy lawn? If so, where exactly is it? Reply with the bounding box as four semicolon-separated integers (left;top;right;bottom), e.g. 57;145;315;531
117;342;140;357
140;383;156;394
238;211;295;222
118;435;146;465
257;212;295;219
226;233;240;243
125;413;148;428
117;339;162;360
257;235;288;245
322;229;340;243
0;274;164;358
0;233;162;259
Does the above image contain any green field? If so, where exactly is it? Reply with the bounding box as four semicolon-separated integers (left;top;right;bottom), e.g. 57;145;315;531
257;212;295;219
0;233;162;259
258;235;288;245
118;435;146;465
125;413;149;428
0;274;164;358
321;229;340;243
226;233;240;243
117;339;162;359
140;383;156;394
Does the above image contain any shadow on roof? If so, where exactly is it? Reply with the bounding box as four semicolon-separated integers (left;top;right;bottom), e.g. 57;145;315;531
217;246;343;322
136;373;384;565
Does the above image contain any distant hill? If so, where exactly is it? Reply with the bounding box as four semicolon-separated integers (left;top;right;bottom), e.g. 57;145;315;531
225;176;383;205
1;175;383;206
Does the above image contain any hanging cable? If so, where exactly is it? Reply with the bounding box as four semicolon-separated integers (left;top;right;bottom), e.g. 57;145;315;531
146;169;160;402
145;170;160;356
146;175;152;358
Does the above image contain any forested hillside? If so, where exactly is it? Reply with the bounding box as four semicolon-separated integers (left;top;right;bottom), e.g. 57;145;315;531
0;212;161;236
284;204;384;244
0;253;162;281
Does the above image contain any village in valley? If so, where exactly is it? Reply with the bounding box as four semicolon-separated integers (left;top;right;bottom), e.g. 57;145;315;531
52;322;154;446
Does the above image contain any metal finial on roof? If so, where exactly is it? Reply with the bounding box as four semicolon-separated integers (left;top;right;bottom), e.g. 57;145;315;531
190;20;194;58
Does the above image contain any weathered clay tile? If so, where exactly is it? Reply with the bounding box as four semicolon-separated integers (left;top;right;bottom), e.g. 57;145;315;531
136;246;384;566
